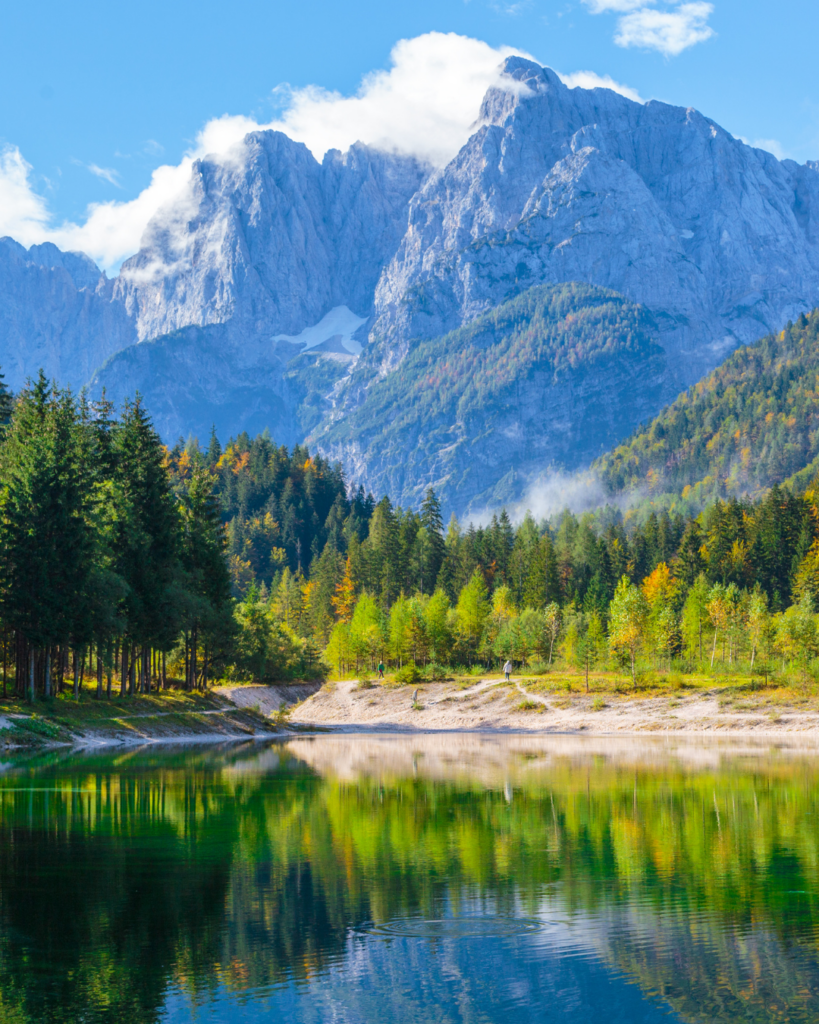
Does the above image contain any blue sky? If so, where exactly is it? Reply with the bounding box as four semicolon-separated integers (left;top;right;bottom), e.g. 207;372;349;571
1;0;817;269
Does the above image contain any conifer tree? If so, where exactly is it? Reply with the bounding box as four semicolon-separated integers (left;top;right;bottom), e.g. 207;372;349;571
112;397;181;691
0;374;92;697
419;488;446;592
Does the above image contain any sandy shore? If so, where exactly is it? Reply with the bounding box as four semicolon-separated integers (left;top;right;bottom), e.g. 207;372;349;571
278;677;819;736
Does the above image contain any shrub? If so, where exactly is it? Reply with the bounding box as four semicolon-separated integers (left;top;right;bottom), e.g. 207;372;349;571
591;696;606;712
394;663;422;685
517;699;543;712
14;716;61;739
425;663;449;681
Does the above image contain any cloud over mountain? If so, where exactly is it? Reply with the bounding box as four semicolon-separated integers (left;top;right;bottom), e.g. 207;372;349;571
0;34;645;273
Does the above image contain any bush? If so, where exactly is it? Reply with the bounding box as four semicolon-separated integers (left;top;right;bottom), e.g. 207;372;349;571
425;663;449;681
517;699;544;712
14;716;61;739
394;663;422;685
591;696;606;712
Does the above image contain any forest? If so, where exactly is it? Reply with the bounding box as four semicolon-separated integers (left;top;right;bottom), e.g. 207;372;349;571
8;363;819;698
597;307;819;511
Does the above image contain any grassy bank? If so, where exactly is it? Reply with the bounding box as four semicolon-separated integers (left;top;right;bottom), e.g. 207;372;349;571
0;688;279;748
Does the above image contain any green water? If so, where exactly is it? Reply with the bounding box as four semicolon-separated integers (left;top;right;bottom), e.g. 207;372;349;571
0;735;818;1023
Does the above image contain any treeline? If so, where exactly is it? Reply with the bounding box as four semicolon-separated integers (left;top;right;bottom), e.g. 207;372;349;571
597;307;819;510
161;419;819;681
320;281;660;455
9;367;819;695
317;485;819;682
0;372;233;698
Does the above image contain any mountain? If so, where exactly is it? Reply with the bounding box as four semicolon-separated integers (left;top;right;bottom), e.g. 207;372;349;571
0;237;135;391
112;133;427;344
5;55;819;513
594;307;819;512
313;282;667;512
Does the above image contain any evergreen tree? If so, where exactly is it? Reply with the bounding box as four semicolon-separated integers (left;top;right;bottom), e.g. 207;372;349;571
419;488;446;592
112;397;181;691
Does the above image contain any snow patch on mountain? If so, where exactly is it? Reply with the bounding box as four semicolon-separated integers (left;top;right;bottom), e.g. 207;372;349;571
273;306;367;356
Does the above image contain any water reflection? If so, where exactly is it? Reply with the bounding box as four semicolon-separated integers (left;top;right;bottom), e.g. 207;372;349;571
0;736;817;1021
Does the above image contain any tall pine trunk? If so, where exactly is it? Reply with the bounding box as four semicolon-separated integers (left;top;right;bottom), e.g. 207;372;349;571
120;643;128;698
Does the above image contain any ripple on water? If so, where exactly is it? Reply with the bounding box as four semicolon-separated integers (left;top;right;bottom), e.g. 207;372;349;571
357;916;545;939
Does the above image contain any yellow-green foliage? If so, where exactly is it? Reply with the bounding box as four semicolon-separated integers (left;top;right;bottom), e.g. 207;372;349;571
596;309;819;509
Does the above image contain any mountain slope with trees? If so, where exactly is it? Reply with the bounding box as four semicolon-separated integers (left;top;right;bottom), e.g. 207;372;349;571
595;308;819;512
314;282;667;514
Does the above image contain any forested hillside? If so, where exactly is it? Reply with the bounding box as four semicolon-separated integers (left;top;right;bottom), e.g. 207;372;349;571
596;308;819;511
314;282;667;513
8;367;819;696
173;422;819;684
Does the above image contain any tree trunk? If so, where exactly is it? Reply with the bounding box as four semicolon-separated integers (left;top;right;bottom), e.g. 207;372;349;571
162;651;167;690
191;625;198;693
28;648;35;703
710;630;718;669
121;643;128;698
97;645;103;699
73;650;80;699
750;644;756;671
631;648;636;689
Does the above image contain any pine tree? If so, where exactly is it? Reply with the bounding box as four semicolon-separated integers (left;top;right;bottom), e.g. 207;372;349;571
112;397;181;690
0;374;93;697
419;488;446;592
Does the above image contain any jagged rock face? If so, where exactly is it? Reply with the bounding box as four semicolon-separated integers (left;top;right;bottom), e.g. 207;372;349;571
114;134;428;342
7;58;819;514
0;238;136;391
370;57;819;389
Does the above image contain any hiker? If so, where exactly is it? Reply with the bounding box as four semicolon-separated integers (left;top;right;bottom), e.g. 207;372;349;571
377;661;385;680
503;660;512;682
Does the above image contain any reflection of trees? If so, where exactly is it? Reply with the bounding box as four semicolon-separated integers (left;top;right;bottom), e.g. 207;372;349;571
219;758;819;1021
0;750;269;1023
0;747;818;1021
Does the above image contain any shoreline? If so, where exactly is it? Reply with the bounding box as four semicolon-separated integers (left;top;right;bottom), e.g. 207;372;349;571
281;677;819;737
0;689;286;751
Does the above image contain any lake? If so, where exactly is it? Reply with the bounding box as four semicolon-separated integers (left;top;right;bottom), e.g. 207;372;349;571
0;733;818;1023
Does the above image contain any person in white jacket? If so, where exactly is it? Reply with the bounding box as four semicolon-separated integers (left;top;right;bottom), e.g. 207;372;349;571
503;660;512;682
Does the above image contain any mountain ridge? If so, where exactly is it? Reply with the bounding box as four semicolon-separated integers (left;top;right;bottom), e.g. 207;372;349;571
4;56;819;513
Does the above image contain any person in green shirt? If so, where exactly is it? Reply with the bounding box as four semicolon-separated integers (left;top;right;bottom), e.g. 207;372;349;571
378;662;385;680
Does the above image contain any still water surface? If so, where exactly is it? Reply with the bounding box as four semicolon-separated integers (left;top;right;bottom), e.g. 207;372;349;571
1;733;818;1022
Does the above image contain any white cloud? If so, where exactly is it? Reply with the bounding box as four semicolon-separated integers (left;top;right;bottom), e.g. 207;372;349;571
87;164;122;187
583;0;648;12
0;32;647;275
0;33;535;271
744;137;786;161
558;70;644;103
0;146;51;242
265;33;533;166
614;2;714;56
